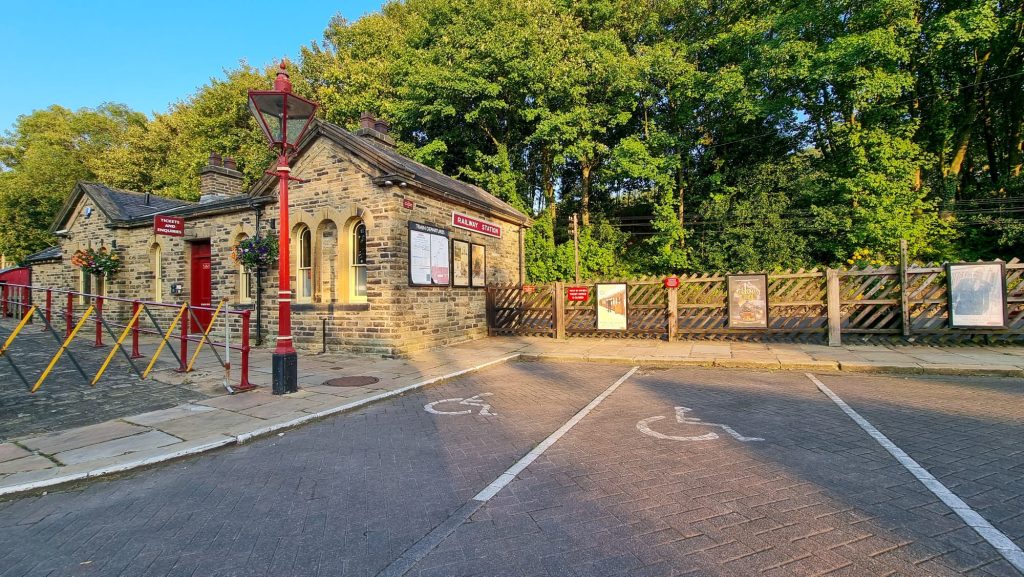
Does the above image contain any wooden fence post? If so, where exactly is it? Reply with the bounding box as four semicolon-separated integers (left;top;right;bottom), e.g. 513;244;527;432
899;239;912;338
667;286;678;341
826;268;841;346
553;281;565;339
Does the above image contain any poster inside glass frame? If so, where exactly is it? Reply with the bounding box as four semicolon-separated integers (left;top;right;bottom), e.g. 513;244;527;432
470;243;486;288
596;283;628;330
408;221;450;286
727;274;769;329
451;239;470;287
947;262;1006;328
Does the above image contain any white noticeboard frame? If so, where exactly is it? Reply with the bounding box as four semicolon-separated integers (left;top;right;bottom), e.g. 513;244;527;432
409;221;451;287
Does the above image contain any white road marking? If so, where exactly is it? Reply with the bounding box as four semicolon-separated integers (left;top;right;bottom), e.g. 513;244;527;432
637;406;764;442
472;366;639;502
424;393;496;416
806;372;1024;574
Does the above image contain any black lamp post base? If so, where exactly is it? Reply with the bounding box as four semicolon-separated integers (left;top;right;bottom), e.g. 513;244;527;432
272;351;298;395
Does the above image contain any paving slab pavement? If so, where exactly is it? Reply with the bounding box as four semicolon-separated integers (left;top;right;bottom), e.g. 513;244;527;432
2;334;1024;496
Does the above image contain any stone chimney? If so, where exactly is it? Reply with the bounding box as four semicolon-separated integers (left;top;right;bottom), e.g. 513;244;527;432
355;112;396;149
199;152;244;203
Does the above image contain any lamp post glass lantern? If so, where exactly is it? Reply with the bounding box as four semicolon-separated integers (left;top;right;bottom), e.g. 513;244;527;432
247;61;318;394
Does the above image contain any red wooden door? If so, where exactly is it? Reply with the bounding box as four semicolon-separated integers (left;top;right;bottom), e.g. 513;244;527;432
190;241;212;333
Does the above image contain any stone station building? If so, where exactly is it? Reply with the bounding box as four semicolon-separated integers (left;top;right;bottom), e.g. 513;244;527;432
22;117;530;356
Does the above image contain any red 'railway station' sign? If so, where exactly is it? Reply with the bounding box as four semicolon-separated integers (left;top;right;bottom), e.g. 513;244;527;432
663;276;680;288
522;284;537;293
567;286;590;301
154;215;185;237
452;211;502;238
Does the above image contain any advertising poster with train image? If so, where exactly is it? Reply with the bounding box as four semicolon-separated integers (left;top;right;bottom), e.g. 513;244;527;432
728;274;769;329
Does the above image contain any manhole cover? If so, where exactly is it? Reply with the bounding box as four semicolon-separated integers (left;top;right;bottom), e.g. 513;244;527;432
322;376;380;387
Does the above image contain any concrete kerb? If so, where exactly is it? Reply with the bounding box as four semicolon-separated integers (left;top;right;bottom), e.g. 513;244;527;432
522;351;1023;377
0;354;521;498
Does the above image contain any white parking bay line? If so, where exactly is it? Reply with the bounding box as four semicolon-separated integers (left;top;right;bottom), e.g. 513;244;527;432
806;373;1024;574
473;365;640;502
376;366;640;577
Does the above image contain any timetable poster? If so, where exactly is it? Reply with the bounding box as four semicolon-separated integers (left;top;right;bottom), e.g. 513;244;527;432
409;222;451;286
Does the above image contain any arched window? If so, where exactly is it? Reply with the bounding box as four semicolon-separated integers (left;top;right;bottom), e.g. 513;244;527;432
351;220;367;300
151;244;163;302
235;234;252;304
297;226;313;302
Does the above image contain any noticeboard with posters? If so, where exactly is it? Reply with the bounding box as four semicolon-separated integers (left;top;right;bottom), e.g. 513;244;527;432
470;244;487;288
451;239;470;287
727;274;769;329
596;283;628;330
947;262;1007;328
408;222;450;286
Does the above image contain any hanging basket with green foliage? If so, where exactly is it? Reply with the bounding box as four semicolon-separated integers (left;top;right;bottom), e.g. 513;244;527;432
70;247;122;279
231;233;279;271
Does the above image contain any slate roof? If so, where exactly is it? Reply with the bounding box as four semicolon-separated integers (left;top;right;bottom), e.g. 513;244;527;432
252;120;531;226
50;182;194;232
21;246;62;264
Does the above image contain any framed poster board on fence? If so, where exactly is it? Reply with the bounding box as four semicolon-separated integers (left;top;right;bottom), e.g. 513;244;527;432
452;239;470;287
727;274;769;329
471;244;487;288
947;262;1006;328
409;222;450;286
596;283;628;330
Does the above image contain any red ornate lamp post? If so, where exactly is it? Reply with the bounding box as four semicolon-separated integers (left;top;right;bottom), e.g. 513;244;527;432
247;62;318;394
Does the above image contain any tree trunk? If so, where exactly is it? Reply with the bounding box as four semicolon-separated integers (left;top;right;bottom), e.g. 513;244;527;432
542;147;555;221
980;88;1000;184
945;51;990;180
581;162;592;227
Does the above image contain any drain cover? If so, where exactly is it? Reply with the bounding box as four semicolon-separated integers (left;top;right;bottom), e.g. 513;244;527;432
322;376;380;387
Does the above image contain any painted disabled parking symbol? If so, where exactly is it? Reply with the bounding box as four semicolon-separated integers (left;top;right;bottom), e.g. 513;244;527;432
637;406;764;442
424;393;497;416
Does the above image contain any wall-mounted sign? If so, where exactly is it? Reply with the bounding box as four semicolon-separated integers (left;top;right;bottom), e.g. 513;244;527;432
403;198;414;209
727;274;769;329
470;244;487;287
663;276;680;288
522;284;537;293
947;262;1007;328
154;215;185;237
567;286;590;302
452;239;470;287
409;222;450;286
596;283;628;330
452;212;502;238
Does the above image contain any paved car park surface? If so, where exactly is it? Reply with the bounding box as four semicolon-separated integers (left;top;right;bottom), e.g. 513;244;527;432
0;360;1021;576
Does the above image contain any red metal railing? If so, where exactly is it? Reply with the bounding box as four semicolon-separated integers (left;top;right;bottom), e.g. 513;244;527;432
0;282;254;393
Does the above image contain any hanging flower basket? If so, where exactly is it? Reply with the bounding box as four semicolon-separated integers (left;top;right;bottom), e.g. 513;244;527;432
70;247;122;279
231;233;279;271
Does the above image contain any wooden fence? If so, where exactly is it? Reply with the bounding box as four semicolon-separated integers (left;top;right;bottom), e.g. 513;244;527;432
486;259;1024;344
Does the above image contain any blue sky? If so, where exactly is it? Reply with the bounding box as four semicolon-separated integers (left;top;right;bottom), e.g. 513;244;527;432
2;0;386;136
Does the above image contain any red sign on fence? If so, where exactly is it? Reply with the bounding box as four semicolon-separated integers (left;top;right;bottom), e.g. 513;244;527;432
154;215;185;237
522;284;537;293
567;286;590;301
452;211;502;238
663;276;680;288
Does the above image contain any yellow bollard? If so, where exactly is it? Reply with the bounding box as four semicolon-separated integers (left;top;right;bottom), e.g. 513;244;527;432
143;304;188;379
32;306;93;393
0;306;36;356
92;304;145;385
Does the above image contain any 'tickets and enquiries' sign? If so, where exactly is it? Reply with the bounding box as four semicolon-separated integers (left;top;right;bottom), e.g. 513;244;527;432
154;215;185;237
451;211;502;238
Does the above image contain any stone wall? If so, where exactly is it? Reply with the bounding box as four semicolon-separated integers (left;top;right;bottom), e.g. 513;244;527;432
28;135;526;357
